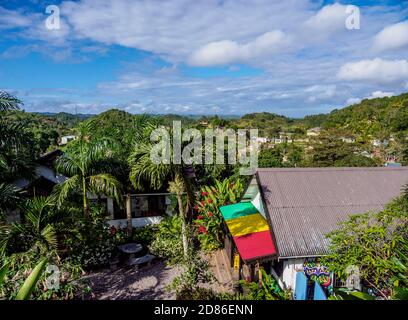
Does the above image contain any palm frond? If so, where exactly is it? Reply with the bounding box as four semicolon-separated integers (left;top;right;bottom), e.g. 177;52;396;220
23;197;54;231
129;142;173;191
40;224;57;249
55;154;81;177
51;175;81;207
88;173;123;204
0;91;22;111
0;183;23;211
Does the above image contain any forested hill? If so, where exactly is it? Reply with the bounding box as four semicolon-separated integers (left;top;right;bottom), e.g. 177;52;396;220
320;93;408;136
16;91;408;141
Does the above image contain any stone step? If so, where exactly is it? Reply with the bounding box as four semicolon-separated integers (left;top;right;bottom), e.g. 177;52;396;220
128;254;156;266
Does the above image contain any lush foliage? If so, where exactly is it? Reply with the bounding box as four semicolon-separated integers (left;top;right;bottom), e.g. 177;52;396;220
323;93;408;137
194;178;244;251
305;135;381;167
0;197;61;256
168;253;215;300
240;269;291;300
149;216;185;265
0;251;90;300
53;121;123;215
323;197;408;299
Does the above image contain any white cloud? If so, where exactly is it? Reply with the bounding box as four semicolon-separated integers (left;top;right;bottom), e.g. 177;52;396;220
346;97;361;105
305;85;337;102
0;7;33;29
57;0;315;64
346;90;395;106
188;30;288;66
373;21;408;52
302;3;350;40
369;90;394;98
338;58;408;84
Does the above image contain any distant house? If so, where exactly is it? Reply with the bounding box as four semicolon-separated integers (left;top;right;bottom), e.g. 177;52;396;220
371;139;381;147
59;135;77;145
306;127;321;137
340;136;356;143
12;149;66;197
360;150;372;158
8;149;67;222
220;167;408;297
371;139;389;147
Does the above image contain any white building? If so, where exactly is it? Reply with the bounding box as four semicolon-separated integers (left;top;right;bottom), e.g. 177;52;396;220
306;127;321;137
59;135;77;145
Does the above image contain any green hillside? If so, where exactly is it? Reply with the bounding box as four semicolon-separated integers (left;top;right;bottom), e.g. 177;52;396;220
322;93;408;137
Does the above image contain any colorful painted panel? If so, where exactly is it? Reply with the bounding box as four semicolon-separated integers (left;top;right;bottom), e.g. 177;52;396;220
220;202;277;262
303;259;332;288
219;202;258;220
313;282;327;300
225;214;269;237
295;272;308;300
233;230;276;261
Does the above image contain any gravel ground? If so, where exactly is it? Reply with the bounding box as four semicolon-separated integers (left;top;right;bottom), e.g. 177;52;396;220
83;260;183;300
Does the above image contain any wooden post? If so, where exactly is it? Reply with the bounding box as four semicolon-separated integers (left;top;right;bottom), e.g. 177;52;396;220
126;194;133;238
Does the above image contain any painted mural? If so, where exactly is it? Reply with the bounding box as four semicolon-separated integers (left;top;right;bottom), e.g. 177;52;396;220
303;258;332;289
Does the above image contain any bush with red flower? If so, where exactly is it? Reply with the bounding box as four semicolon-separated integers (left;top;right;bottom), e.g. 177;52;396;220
193;178;243;251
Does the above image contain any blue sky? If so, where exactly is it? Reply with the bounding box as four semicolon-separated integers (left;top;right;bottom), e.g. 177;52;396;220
0;0;408;117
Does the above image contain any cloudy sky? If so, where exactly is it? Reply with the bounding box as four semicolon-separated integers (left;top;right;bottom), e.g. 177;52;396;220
0;0;407;117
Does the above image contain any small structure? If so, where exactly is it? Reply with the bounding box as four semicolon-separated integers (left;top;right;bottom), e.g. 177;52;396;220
8;149;66;222
92;191;173;229
59;135;77;145
306;127;321;137
340;136;356;143
220;167;408;298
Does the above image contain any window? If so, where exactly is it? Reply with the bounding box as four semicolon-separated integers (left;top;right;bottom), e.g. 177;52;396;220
131;195;167;218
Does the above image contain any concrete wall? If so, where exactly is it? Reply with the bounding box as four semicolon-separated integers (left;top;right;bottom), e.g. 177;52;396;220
251;192;266;219
280;258;305;291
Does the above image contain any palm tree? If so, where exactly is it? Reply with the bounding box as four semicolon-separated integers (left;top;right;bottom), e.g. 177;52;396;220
112;115;158;237
0;91;21;111
0;197;58;256
0;91;33;215
129;137;194;260
53;121;122;217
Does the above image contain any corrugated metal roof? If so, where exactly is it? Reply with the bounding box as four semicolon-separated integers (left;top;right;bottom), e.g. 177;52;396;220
257;167;408;258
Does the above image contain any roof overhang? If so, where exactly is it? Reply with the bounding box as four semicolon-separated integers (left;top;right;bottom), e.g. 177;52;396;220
220;202;277;264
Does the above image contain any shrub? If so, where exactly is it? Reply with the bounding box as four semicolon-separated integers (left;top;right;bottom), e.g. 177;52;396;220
322;199;408;299
194;178;244;251
63;218;116;269
240;269;292;300
132;224;158;247
168;254;215;299
149;216;184;265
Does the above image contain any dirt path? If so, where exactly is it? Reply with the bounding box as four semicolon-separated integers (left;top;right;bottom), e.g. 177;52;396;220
84;261;182;300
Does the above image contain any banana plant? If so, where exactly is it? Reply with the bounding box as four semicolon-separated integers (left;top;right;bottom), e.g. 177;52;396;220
0;262;9;286
15;258;48;300
1;258;48;300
